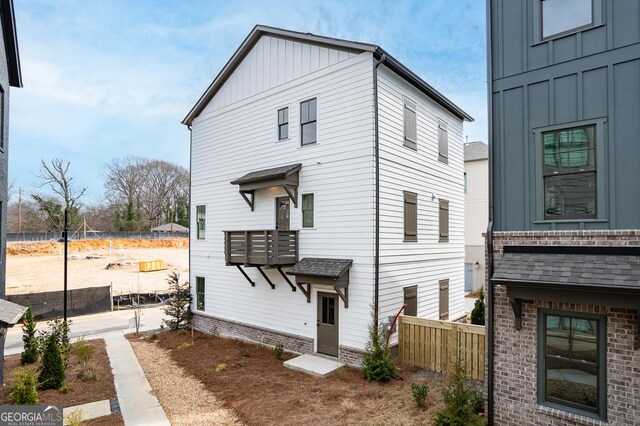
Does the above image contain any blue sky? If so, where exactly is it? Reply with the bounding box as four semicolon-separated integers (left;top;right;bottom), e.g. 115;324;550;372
9;0;487;203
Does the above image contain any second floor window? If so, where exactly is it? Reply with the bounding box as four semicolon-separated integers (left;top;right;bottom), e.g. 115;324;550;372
278;107;289;140
302;193;314;228
196;205;206;239
541;0;593;39
300;98;317;145
543;126;596;220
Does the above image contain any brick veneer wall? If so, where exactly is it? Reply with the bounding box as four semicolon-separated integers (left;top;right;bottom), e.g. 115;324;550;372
490;230;640;425
193;312;366;366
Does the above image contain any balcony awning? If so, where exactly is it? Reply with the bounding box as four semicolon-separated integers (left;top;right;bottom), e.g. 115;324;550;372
287;258;353;308
230;163;302;210
491;246;640;340
0;298;27;328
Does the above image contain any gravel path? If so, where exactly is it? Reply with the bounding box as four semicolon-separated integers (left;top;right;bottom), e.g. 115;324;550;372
130;338;242;426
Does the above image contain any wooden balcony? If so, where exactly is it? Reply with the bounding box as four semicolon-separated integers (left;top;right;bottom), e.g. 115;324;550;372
224;230;299;267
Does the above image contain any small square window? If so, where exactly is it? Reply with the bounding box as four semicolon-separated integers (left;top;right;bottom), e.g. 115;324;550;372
278;107;289;140
300;98;317;145
196;205;206;239
302;193;314;228
541;0;593;39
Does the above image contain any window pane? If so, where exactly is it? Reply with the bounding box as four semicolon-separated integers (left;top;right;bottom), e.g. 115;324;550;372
279;124;288;140
301;101;309;123
309;98;317;121
544;127;595;174
542;0;593;38
544;172;596;218
546;356;598;410
302;122;317;145
327;297;335;325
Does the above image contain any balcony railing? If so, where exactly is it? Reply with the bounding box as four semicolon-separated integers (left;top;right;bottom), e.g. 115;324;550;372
224;230;299;267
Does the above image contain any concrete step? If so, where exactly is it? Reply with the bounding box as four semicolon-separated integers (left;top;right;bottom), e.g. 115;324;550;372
283;354;344;377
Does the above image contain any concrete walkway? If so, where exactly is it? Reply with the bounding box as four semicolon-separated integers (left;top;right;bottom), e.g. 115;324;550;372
63;399;112;423
104;332;170;425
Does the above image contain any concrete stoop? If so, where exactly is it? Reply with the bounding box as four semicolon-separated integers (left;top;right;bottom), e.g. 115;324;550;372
283;354;344;377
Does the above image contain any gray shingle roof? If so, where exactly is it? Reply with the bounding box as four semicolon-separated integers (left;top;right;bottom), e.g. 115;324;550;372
150;223;189;232
287;258;353;279
493;252;640;290
0;299;27;327
231;163;302;185
464;141;488;162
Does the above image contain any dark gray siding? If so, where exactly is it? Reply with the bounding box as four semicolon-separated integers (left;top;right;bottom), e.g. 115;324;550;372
491;0;640;231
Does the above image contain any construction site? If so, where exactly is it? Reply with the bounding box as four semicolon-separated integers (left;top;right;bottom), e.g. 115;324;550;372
5;238;188;299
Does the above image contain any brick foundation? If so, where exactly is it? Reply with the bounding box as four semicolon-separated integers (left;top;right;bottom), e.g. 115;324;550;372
490;230;640;425
193;312;365;366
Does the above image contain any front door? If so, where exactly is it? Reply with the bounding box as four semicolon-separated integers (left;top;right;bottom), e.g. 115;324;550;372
276;197;290;231
317;292;339;357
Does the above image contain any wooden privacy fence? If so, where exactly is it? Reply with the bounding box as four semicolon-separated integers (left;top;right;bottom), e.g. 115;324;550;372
397;315;486;381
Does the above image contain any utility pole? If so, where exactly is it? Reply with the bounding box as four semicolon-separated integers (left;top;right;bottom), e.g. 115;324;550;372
83;216;87;240
17;188;22;233
63;208;68;323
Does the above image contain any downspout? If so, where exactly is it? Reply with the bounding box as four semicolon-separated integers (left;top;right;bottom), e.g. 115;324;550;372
373;52;386;325
188;124;193;313
485;1;495;424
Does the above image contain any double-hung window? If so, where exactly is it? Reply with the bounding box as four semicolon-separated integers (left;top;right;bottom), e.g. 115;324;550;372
300;98;317;145
543;126;596;220
538;310;606;419
196;205;206;239
277;107;289;140
302;193;314;228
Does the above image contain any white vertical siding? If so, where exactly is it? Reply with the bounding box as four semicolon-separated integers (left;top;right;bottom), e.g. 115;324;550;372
191;51;376;351
203;36;358;114
376;65;466;341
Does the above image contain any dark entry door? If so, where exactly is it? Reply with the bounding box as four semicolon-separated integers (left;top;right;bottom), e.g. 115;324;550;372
317;292;339;357
276;197;290;231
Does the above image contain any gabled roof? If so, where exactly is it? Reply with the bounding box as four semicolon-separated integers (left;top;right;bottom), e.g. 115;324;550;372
0;0;22;88
150;222;189;232
464;141;488;162
183;25;473;125
0;298;27;327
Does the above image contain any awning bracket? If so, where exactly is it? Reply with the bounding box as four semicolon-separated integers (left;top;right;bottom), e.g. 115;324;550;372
335;286;349;309
240;191;255;211
296;283;311;303
509;297;522;330
235;265;255;287
256;266;275;289
283;186;298;208
276;266;296;291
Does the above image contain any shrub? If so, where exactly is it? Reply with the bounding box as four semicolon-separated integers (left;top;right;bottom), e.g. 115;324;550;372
433;350;485;426
411;383;429;408
273;344;284;360
72;338;96;381
9;366;39;405
177;343;193;351
61;382;74;394
39;333;66;390
21;306;38;365
361;310;396;382
163;272;192;330
470;388;486;413
215;363;227;372
38;318;72;368
470;287;485;326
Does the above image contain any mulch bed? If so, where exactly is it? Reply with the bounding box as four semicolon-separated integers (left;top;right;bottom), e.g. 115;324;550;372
140;330;446;426
1;339;116;408
86;414;124;425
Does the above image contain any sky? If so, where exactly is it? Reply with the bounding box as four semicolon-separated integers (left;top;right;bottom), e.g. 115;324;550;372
9;0;487;203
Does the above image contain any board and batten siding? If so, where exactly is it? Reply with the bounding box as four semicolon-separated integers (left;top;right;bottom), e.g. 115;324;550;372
202;35;358;115
376;65;466;344
190;49;376;351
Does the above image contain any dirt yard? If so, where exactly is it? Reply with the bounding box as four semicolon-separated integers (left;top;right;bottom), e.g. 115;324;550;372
131;330;447;426
6;239;188;295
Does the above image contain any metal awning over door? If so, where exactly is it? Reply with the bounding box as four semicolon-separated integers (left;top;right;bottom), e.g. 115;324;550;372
287;258;353;308
230;163;301;210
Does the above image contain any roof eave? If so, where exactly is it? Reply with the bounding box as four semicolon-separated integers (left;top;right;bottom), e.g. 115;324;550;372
0;0;22;88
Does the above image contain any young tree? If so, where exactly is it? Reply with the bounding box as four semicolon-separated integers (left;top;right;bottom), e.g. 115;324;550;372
163;272;192;330
361;309;396;382
20;306;38;365
38;333;65;390
470;287;485;326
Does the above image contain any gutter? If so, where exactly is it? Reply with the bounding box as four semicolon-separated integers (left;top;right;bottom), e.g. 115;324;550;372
373;53;386;324
485;0;495;423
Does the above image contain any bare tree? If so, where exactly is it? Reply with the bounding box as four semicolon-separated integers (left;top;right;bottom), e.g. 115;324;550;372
36;158;87;211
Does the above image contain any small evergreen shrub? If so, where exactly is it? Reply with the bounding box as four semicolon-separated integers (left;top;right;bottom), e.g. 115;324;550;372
411;383;429;408
38;333;66;390
21;306;38;365
9;366;39;405
38;318;72;368
163;272;192;330
361;310;396;382
273;343;284;360
470;387;486;413
470;287;485;326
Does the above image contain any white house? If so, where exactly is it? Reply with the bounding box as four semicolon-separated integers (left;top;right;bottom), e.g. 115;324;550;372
463;141;488;293
183;25;472;365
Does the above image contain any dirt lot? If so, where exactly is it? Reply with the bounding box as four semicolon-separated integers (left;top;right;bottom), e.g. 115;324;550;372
132;330;447;426
6;239;188;295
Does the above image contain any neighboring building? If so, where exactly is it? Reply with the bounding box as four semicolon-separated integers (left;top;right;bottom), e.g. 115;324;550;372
150;222;189;233
487;1;640;424
0;0;23;385
184;25;472;365
463;141;487;292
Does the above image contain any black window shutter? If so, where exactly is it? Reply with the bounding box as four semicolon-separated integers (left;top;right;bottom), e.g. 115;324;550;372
404;191;418;241
403;286;418;316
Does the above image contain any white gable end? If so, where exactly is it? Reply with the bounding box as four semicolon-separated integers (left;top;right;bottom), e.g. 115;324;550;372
203;35;357;113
